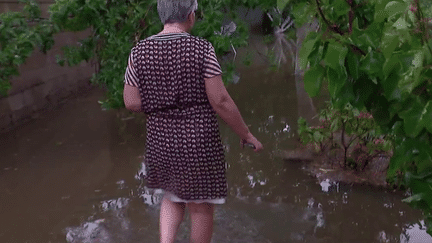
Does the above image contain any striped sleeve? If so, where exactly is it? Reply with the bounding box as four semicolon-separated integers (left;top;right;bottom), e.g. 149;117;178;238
124;51;139;87
203;44;223;78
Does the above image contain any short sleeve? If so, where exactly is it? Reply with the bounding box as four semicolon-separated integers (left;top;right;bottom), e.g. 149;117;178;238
203;44;223;78
124;51;139;87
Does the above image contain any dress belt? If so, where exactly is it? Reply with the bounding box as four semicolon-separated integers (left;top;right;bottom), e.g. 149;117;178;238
149;103;210;119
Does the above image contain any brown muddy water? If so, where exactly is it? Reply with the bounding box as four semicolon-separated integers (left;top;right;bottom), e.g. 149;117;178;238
1;65;431;243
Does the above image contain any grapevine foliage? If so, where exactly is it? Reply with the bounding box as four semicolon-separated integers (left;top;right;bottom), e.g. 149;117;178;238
291;0;432;234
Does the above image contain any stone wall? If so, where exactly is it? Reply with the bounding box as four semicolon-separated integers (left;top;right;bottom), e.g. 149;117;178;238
0;1;94;132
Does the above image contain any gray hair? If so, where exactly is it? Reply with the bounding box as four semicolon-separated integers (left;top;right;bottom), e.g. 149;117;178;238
157;0;198;24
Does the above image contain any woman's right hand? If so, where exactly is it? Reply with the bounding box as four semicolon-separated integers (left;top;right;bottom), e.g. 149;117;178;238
240;133;263;152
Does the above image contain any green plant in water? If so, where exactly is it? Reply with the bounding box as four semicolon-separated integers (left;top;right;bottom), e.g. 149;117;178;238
298;103;393;171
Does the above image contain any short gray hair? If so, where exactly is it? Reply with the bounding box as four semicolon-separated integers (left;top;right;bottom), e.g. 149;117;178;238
157;0;198;24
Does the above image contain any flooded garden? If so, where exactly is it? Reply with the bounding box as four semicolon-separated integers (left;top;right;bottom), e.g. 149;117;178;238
1;60;431;242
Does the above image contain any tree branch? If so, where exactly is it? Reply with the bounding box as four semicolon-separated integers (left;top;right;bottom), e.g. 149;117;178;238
349;44;366;56
347;0;354;34
316;0;366;56
315;0;344;35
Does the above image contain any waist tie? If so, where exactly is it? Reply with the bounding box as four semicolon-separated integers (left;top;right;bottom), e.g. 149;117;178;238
149;103;213;119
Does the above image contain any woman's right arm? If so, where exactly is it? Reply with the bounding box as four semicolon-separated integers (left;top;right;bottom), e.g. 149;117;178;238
205;75;263;152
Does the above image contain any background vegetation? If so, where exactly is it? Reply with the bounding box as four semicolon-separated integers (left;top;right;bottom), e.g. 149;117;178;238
285;0;432;235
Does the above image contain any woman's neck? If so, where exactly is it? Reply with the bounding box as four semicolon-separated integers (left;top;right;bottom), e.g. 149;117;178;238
159;23;189;34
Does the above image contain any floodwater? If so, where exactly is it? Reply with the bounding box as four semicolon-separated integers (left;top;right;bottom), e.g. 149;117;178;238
1;65;431;243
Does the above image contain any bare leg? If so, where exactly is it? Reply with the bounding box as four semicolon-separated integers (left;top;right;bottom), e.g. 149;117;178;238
159;195;186;243
187;202;215;243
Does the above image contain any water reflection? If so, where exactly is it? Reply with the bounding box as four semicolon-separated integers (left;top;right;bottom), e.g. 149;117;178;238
319;179;339;193
65;219;110;243
139;187;164;206
65;198;131;243
135;162;164;206
400;221;431;243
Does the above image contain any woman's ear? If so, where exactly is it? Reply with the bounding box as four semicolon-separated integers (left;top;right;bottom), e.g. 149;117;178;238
188;11;194;20
187;11;195;28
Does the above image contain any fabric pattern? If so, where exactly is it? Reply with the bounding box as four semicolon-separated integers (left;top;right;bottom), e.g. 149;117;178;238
124;33;227;203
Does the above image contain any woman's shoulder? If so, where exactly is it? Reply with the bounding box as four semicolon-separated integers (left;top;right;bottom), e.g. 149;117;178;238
131;33;213;52
188;35;214;47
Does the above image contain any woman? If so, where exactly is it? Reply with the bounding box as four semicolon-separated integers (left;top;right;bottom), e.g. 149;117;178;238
123;0;263;242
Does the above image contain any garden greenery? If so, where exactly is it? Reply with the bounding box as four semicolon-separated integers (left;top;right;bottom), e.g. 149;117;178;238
1;0;432;235
0;0;56;96
298;104;393;171
287;0;432;235
0;0;279;106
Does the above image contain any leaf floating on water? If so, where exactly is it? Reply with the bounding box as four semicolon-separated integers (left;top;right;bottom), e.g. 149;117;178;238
121;117;134;121
319;168;335;172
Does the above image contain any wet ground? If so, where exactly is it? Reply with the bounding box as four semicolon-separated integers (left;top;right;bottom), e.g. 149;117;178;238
1;64;432;243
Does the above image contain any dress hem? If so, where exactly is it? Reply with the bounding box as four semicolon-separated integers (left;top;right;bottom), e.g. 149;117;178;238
164;190;226;204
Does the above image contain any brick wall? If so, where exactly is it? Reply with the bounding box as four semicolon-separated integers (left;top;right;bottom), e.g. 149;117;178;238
0;1;94;131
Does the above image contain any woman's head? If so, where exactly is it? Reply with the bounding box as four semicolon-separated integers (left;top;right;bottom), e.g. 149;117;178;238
157;0;198;25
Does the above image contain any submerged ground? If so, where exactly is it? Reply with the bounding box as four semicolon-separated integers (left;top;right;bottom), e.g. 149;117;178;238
0;63;431;242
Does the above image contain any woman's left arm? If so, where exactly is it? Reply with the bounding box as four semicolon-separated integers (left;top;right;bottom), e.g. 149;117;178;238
124;84;143;112
123;50;143;112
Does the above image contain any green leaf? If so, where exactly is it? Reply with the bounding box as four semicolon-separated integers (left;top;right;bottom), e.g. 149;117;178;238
392;17;410;30
304;65;325;97
412;50;424;68
398;52;425;95
277;0;290;11
407;7;416;24
346;54;359;79
353;77;375;106
313;131;322;142
292;2;313;27
420;101;432;134
383;56;401;79
334;80;355;107
374;0;388;22
382;65;402;101
405;171;432;207
308;39;325;67
360;51;385;79
399;97;426;137
381;33;400;59
384;1;409;21
417;149;432;174
357;33;377;49
327;67;347;98
387;136;415;178
323;41;348;72
369;95;391;125
333;0;350;16
299;39;317;70
402;193;424;204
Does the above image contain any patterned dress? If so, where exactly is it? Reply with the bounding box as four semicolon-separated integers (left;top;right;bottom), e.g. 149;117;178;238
124;33;227;204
